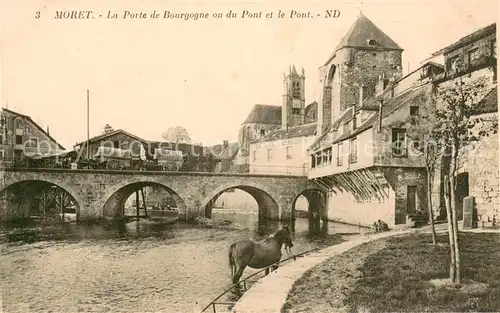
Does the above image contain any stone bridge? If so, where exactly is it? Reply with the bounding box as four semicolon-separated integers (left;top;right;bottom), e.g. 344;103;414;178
0;168;327;222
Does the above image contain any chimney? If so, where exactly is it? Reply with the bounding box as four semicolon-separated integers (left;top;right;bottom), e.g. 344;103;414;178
378;100;383;133
223;140;228;148
47;126;50;135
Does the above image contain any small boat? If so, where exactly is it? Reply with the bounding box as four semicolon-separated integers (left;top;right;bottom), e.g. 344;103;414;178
147;205;179;223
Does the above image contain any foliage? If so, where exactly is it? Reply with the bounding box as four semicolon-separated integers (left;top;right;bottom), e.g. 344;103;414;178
433;76;495;147
431;75;497;284
161;126;192;144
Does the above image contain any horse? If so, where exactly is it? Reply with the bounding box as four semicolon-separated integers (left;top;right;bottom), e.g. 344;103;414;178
228;225;293;288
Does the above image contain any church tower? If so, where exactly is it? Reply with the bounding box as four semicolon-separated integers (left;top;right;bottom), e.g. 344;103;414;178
282;65;306;129
317;12;404;135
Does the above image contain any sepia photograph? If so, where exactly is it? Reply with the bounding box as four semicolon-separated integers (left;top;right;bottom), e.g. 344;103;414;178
0;0;498;312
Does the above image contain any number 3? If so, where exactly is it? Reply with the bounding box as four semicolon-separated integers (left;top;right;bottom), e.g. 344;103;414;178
35;11;40;19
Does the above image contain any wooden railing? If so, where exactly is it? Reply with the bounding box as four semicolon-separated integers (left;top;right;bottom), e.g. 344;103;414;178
200;247;319;313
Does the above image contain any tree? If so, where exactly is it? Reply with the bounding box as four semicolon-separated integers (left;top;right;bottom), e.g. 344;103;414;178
161;126;192;144
103;124;114;134
433;75;496;284
407;107;442;245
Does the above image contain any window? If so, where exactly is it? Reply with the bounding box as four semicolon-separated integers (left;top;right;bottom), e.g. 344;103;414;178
367;39;377;45
267;149;273;161
292;81;301;99
362;86;369;100
260;129;266;137
292;108;300;114
468;48;480;65
0;150;3;159
29;137;38;147
326;147;332;164
286;146;292;160
253;150;257;161
410;106;419;116
25;126;32;134
311;154;316;168
15;119;23;129
336;142;343;166
349;138;358;163
15;135;23;145
392;128;407;157
113;141;119;149
447;55;460;72
0;134;3;144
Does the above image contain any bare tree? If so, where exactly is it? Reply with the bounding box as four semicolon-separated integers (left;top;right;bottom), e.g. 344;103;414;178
407;108;442;245
433;75;496;284
162;126;192;144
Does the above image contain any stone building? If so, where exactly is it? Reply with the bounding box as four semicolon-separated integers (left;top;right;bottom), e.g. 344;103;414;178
247;65;318;176
429;23;498;223
0;108;65;165
238;66;318;173
308;15;498;228
317;12;404;136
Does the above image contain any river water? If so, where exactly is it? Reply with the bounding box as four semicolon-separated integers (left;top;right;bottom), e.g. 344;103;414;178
0;213;370;313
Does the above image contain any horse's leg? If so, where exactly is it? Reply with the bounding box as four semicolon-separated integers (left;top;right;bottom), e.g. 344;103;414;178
265;268;269;276
232;262;246;284
271;265;279;272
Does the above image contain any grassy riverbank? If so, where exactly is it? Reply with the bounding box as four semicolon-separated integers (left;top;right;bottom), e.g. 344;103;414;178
284;232;500;313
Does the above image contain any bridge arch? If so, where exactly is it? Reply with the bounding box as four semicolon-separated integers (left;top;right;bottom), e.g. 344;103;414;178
291;188;328;219
0;179;81;221
202;182;280;220
101;180;188;219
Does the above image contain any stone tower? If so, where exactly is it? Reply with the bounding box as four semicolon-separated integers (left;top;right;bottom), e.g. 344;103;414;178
317;12;404;134
282;65;306;129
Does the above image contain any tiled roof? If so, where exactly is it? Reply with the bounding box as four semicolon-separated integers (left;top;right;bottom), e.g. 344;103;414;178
431;23;496;57
75;129;149;146
256;123;317;143
2;108;66;150
331;85;430;144
243;104;282;125
326;12;403;64
210;142;240;160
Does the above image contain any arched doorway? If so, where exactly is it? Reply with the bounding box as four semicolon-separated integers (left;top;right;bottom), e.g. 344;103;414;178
103;182;187;221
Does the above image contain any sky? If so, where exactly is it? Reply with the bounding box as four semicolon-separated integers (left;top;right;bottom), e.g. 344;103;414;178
0;0;497;149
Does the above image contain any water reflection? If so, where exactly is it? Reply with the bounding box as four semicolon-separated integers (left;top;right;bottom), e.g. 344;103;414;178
0;212;372;313
0;212;371;244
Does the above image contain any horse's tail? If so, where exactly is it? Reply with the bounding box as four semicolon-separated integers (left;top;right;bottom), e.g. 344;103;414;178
228;243;236;278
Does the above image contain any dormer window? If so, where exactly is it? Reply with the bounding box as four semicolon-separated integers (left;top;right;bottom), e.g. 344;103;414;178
367;39;377;46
